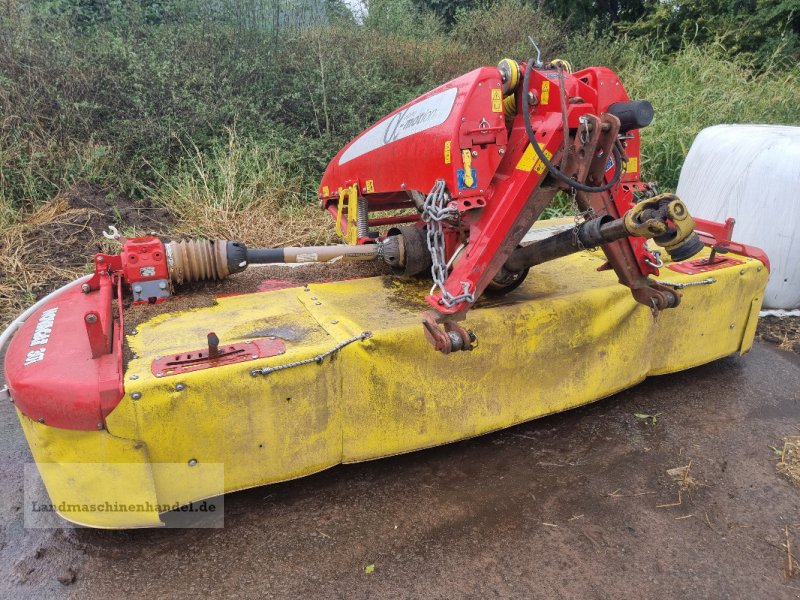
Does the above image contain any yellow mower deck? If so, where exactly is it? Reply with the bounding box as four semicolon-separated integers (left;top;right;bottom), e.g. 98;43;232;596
18;225;767;527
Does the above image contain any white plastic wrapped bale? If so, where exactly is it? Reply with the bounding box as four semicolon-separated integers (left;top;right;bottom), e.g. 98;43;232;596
676;124;800;309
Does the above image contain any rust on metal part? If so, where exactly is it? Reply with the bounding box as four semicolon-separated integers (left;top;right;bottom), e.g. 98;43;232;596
560;113;601;183
572;115;679;312
422;311;475;354
151;338;286;377
668;256;744;275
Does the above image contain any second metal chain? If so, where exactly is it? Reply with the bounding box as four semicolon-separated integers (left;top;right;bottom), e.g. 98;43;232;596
570;188;595;251
250;331;372;377
654;278;716;289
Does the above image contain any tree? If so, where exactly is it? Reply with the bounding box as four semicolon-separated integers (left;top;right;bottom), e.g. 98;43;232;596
621;0;799;61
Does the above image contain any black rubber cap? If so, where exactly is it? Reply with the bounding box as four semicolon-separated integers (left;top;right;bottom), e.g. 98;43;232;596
665;232;704;262
225;241;249;274
607;100;654;133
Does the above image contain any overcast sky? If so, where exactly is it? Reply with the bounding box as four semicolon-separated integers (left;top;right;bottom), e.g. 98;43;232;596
342;0;367;22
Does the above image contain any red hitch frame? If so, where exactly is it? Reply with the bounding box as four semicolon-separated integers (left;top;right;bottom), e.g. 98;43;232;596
319;63;676;330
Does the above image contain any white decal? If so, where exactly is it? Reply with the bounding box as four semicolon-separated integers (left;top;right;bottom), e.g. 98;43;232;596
29;307;58;348
24;348;46;366
296;253;319;263
339;87;458;165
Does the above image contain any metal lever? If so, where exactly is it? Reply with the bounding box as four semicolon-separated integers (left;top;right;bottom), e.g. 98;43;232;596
208;332;220;358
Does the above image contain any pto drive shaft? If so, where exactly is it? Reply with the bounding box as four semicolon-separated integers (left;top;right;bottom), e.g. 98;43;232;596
502;194;703;275
164;239;386;285
163;195;700;289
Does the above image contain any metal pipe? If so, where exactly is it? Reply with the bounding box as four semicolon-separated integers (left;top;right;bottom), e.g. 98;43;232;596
266;245;379;264
504;216;628;273
166;239;384;285
367;214;420;227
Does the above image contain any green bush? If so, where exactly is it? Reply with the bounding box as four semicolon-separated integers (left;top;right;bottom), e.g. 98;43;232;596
451;0;566;64
593;42;800;186
0;0;798;228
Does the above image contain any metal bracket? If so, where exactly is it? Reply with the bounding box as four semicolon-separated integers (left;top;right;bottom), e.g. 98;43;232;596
131;278;171;303
560;113;601;184
668;256;744;275
422;311;476;354
84;310;109;358
151;338;286;378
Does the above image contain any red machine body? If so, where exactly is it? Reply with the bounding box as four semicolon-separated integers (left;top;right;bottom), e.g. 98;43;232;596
4;275;124;430
321;67;509;205
320;66;643;202
319;63;655;318
3;237;174;430
120;236;170;296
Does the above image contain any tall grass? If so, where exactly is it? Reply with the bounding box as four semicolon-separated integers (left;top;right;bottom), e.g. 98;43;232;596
0;0;798;238
148;129;336;247
575;42;800;187
0;0;798;330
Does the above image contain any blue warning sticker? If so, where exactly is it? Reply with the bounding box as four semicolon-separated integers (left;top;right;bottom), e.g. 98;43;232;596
457;168;477;190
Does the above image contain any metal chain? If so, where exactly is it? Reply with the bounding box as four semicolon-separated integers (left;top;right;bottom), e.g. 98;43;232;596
641;241;663;268
643;244;714;288
422;179;475;308
579;115;591;144
570;188;595;251
654;278;716;289
250;331;372;377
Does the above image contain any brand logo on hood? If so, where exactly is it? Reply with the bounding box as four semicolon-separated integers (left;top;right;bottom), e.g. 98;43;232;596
24;307;58;366
339;87;458;166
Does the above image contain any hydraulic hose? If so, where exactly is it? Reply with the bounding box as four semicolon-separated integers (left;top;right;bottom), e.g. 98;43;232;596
522;58;623;193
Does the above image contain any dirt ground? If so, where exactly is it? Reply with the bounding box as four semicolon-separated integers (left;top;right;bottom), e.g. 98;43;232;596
0;183;173;328
0;344;798;599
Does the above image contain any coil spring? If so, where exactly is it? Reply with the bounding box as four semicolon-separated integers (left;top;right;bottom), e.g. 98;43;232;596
357;197;369;239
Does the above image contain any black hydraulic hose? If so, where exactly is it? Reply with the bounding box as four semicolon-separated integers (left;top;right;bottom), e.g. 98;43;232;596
521;58;623;193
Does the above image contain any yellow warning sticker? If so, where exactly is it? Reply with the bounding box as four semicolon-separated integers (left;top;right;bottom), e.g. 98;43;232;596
541;81;550;105
515;143;551;173
322;185;330;197
534;149;552;174
534;156;546;174
491;88;502;112
461;149;474;187
444;140;452;164
626;157;639;173
516;144;536;172
365;179;375;193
